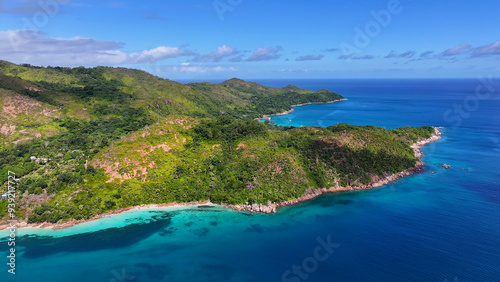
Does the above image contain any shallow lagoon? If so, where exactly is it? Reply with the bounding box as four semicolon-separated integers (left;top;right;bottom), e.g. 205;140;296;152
2;79;499;281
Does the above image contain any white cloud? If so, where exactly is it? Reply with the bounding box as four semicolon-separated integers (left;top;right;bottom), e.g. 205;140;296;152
128;46;193;64
384;50;416;58
419;51;434;58
473;41;500;57
193;45;238;62
0;30;194;66
338;54;375;60
442;43;472;56
296;54;324;61
170;64;237;73
353;55;375;60
246;46;283;61
0;30;122;53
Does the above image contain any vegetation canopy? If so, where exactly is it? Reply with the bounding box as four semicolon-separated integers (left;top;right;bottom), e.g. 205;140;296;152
0;61;434;223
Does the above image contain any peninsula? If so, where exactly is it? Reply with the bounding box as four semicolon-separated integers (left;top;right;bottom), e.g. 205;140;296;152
0;61;441;228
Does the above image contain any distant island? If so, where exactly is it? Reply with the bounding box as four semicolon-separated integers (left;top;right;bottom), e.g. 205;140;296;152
0;61;441;228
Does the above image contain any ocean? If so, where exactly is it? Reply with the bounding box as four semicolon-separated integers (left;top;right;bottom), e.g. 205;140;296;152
1;79;499;282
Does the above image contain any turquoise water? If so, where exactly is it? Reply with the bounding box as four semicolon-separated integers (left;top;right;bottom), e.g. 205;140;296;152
1;79;499;281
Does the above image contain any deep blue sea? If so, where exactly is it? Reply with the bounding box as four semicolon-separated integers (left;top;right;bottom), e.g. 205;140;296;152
1;79;499;282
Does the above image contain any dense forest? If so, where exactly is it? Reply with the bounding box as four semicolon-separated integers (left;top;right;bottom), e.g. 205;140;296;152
0;61;434;223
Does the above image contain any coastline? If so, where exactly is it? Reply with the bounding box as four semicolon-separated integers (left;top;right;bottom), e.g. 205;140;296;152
223;127;443;213
256;98;348;121
0;127;442;230
0;200;212;231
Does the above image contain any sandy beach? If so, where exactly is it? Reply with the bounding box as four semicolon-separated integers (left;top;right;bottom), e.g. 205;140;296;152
0;200;213;231
0;127;442;230
256;98;348;121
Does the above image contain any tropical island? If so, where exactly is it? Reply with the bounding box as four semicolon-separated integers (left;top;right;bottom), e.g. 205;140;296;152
0;61;441;228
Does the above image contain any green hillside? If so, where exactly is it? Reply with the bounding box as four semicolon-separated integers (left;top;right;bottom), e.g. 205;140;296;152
0;61;435;223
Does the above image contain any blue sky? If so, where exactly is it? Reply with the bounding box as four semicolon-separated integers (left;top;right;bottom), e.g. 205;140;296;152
1;0;499;79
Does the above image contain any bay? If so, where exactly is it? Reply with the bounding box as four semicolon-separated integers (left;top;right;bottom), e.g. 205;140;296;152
1;79;499;282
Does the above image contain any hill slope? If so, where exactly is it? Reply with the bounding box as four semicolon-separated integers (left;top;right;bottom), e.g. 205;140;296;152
0;61;436;224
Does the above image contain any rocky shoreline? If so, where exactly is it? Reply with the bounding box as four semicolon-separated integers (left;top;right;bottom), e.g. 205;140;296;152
0;128;442;230
223;127;443;214
256;98;348;121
